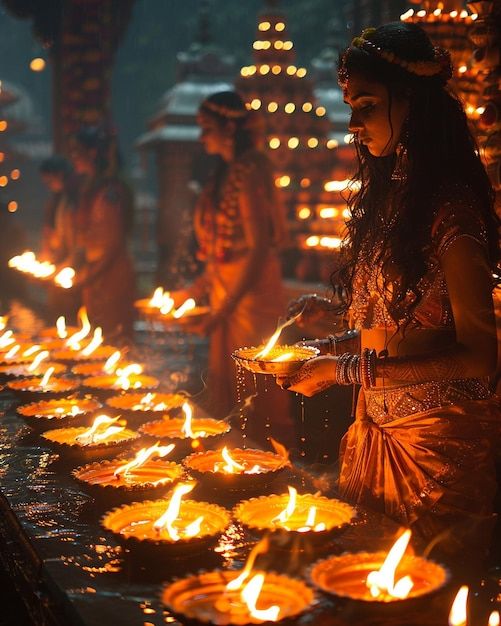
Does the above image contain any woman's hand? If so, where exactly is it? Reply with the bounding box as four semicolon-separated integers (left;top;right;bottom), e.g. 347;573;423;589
287;294;332;328
275;355;337;396
296;338;331;355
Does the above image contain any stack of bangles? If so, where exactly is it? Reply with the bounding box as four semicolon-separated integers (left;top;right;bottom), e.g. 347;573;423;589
336;348;377;388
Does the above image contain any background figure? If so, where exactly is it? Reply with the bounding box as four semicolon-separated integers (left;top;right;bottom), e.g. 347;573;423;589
70;126;135;340
39;155;81;323
174;91;293;447
279;23;500;560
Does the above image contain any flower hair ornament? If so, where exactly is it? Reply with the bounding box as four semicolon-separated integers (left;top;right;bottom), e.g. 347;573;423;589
339;27;453;86
200;99;248;120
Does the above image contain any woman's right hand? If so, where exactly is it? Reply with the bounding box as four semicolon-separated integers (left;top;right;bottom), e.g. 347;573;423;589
287;294;332;327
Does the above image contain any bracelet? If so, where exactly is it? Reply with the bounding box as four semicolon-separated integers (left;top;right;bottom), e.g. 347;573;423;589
360;348;377;388
336;352;361;385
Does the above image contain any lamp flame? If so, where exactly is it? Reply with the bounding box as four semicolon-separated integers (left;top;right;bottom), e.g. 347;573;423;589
76;414;124;446
489;611;500;626
28;350;49;372
271;351;294;362
173;298;195;319
103;350;121;374
160;294;175;315
115;363;143;390
366;530;414;599
23;344;42;357
113;442;175;480
149;287;165;308
0;330;15;349
272;486;297;524
4;344;20;359
0;315;7;331
80;327;103;356
8;251;56;278
40;366;55;387
54;266;75;289
153;482;201;540
241;574;280;622
66;307;91;349
449;586;468;626
255;313;301;359
56;316;67;339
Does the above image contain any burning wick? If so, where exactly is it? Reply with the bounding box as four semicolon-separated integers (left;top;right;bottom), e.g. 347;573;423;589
489;612;500;626
28;350;49;372
181;402;207;439
273;486;297;525
56;316;67;339
0;315;7;331
80;327;103;357
132;392;168;411
40;366;55;387
449;586;468;626
150;287;165;308
4;344;20;359
23;344;42;357
220;447;245;473
241;574;280;622
173;298;195;319
113;442;175;481
153;482;202;540
103;350;121;374
0;330;15;349
366;529;414;600
271;487;326;532
66;307;91;350
54;266;75;289
75;415;125;446
115;363;143;390
226;537;270;591
255;312;302;359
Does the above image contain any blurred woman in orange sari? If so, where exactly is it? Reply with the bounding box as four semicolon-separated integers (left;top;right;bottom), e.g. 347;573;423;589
279;23;500;557
174;91;292;446
70;127;135;340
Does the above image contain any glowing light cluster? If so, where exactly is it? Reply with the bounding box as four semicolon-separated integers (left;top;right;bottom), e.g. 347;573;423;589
401;8;477;21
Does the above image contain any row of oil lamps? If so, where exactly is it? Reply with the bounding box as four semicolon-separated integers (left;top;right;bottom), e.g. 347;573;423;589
0;303;498;625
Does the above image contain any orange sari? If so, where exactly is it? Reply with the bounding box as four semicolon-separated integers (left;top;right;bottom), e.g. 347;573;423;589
339;381;501;555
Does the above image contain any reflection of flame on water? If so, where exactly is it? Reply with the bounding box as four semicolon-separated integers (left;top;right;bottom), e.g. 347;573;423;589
40;366;55;387
181;402;207;439
115;363;143;390
54;266;75;289
28;350;49;372
113;442;175;480
449;585;468;626
81;327;103;357
66;307;91;350
366;530;414;600
103;350;121;374
255;313;301;359
173;298;196;319
76;414;125;446
224;537;280;622
153;482;203;540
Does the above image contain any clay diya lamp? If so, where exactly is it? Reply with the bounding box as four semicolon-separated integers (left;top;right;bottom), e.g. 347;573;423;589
309;529;449;611
183;441;291;492
41;413;140;464
101;481;231;559
71;349;132;378
105;390;186;419
140;401;230;456
0;346;66;380
160;537;315;625
16;395;101;432
73;442;184;507
51;328;117;363
0;342;53;365
232;316;319;376
234;486;356;547
6;366;80;401
82;364;158;400
134;286;174;316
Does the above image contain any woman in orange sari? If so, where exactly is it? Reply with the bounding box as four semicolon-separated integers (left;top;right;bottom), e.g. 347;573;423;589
174;91;292;446
279;23;500;557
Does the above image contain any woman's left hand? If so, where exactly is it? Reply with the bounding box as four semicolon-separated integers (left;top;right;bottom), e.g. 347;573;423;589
275;355;337;396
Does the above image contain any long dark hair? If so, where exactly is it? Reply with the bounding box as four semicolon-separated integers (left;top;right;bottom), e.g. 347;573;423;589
332;22;499;326
198;91;255;205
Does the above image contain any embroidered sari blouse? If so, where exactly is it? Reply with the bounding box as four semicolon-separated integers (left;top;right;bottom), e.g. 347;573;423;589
349;184;489;330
